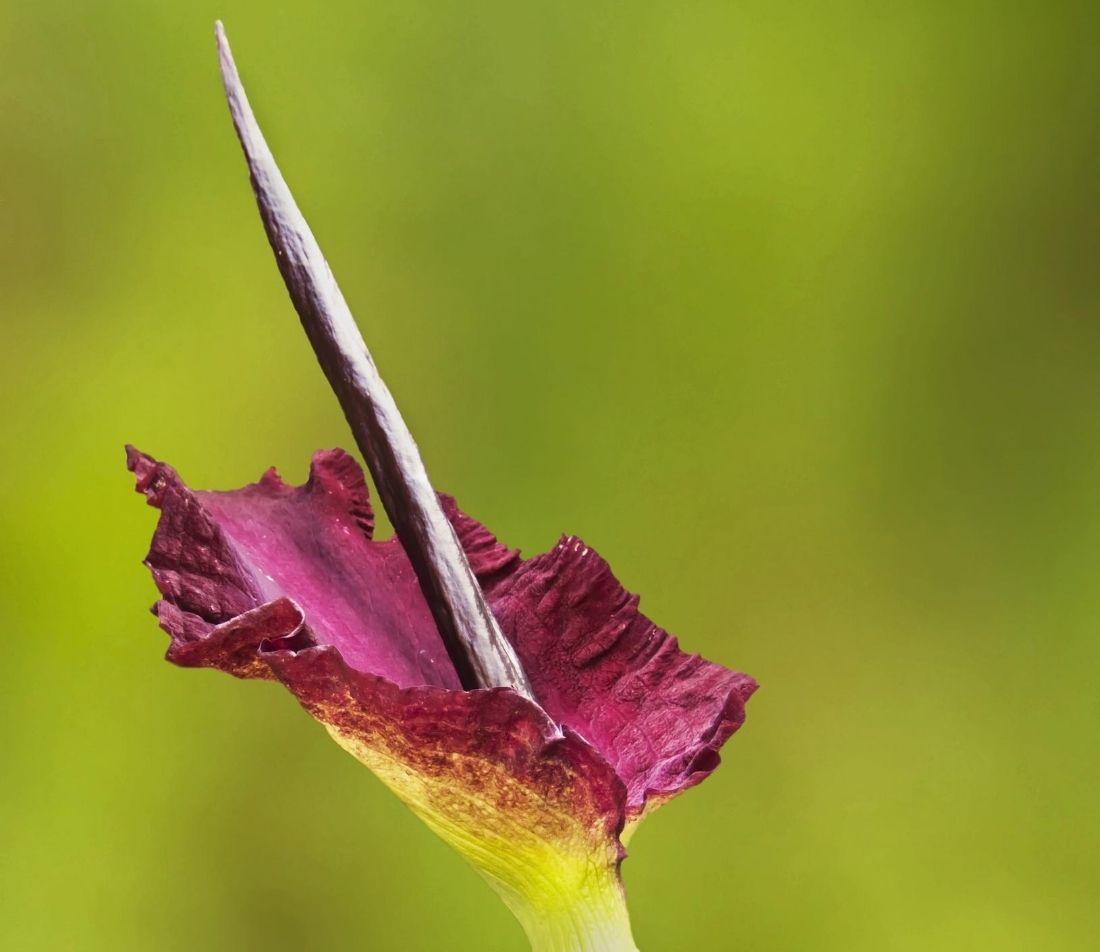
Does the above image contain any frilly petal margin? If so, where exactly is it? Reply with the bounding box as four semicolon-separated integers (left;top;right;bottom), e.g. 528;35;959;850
128;445;461;691
442;499;758;818
129;447;756;946
128;447;639;949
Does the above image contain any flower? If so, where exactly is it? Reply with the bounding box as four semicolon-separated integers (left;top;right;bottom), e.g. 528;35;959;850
126;24;758;951
128;446;755;949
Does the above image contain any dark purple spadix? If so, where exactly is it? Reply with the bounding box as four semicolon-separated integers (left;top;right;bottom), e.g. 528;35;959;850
214;22;532;699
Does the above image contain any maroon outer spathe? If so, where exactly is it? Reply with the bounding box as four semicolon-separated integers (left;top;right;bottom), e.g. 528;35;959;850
128;445;756;826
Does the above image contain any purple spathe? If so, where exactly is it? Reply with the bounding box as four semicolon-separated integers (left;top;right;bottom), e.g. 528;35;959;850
129;444;756;824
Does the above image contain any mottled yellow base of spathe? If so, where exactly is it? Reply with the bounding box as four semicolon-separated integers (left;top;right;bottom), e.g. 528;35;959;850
326;725;639;952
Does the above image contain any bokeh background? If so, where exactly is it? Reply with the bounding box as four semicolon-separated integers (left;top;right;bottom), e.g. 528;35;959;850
2;2;1098;949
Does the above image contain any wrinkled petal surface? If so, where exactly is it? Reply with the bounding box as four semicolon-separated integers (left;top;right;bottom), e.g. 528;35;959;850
128;446;630;932
128;446;755;892
129;446;459;689
444;500;758;813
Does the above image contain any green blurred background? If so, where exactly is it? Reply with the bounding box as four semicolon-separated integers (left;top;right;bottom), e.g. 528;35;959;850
2;1;1097;949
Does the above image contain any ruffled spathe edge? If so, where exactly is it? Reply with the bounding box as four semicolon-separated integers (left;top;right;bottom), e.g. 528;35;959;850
441;501;758;813
128;445;754;860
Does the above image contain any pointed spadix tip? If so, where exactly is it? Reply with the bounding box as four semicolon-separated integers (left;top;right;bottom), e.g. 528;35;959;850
214;21;239;96
214;19;228;60
212;20;268;187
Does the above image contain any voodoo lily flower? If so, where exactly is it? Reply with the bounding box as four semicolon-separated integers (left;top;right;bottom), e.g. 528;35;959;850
128;23;757;952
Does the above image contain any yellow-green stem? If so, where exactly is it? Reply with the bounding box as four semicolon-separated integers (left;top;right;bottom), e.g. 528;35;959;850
499;867;639;952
